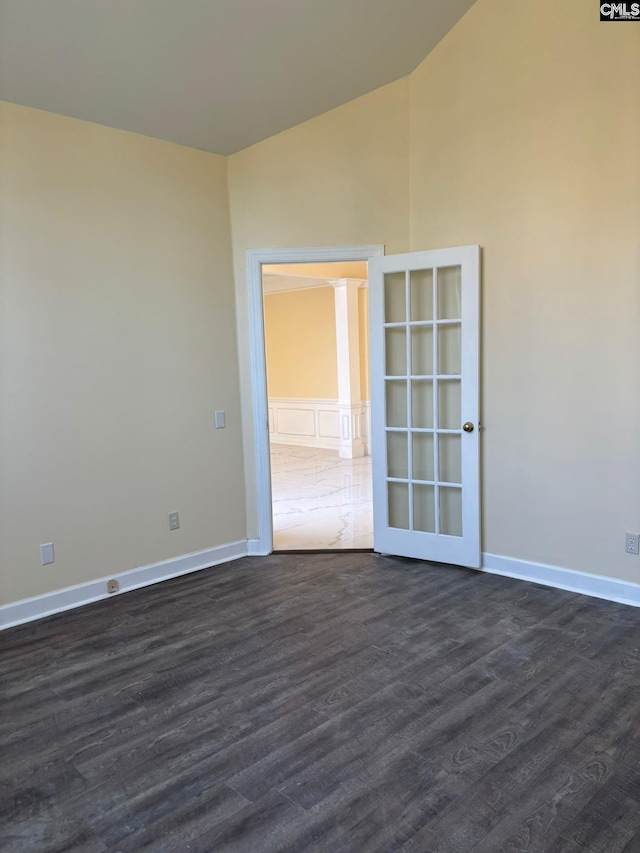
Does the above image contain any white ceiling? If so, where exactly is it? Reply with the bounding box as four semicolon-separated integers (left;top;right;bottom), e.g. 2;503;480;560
0;0;476;155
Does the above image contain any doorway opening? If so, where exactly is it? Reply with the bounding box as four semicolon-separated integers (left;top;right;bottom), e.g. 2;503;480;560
246;245;384;556
262;261;372;550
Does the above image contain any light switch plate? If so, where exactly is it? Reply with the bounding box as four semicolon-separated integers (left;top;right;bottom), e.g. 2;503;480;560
40;542;55;565
215;410;226;429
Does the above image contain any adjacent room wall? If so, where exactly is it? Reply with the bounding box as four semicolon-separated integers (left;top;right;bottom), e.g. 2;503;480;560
263;281;371;453
264;287;338;399
0;102;245;606
263;282;371;405
228;0;640;585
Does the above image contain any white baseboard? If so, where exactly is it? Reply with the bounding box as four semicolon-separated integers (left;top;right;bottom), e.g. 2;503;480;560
481;553;640;608
268;397;371;455
4;543;637;631
247;538;270;556
0;541;249;630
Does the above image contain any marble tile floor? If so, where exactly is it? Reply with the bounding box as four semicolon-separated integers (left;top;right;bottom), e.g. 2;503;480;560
270;444;373;549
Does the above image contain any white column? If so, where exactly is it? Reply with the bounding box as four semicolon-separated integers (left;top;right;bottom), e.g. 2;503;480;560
330;278;366;458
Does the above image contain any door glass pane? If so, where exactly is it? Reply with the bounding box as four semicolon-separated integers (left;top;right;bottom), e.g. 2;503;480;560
410;269;433;322
385;272;406;323
438;380;461;430
412;433;434;481
438;324;461;375
388;482;409;529
414;484;435;533
411;380;433;429
411;327;433;375
387;432;408;479
437;266;461;320
386;328;406;376
438;434;461;484
440;487;462;536
386;381;407;428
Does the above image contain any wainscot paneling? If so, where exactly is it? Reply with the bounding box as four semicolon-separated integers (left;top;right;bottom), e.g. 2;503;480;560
268;398;371;454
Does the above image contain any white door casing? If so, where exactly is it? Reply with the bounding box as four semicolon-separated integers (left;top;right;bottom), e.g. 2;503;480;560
368;246;481;568
246;245;384;555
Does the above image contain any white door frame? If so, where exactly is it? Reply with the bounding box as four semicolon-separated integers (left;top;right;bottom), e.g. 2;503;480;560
247;245;385;554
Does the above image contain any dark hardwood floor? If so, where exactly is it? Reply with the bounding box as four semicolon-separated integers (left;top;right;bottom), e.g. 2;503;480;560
2;552;640;852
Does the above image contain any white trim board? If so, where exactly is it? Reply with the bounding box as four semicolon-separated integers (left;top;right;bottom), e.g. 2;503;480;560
0;541;249;630
247;245;384;555
2;544;638;631
481;553;640;608
247;538;269;556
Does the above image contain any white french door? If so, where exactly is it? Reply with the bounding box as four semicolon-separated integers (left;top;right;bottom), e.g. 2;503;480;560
369;246;480;568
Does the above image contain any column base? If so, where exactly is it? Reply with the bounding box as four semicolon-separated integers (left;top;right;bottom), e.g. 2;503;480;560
338;404;365;459
338;442;365;459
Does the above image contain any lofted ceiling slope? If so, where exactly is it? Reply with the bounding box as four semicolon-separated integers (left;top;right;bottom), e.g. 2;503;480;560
0;0;476;155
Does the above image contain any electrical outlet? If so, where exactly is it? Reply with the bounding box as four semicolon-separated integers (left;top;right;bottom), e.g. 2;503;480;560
40;542;55;565
169;511;180;531
107;579;119;594
625;533;640;555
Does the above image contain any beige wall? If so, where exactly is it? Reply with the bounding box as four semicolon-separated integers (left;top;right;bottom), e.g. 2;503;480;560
0;102;245;605
408;0;640;582
229;0;640;584
264;287;338;399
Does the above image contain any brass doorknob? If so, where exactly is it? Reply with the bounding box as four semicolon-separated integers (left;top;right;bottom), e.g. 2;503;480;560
462;422;474;433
